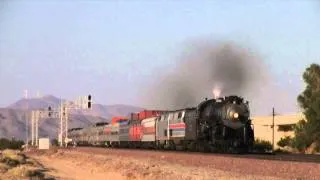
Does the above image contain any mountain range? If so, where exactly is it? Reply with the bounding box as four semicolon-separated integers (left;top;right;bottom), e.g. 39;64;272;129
0;95;144;141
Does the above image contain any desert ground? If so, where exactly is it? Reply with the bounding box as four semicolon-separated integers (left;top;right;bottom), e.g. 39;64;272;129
1;147;319;180
20;147;318;180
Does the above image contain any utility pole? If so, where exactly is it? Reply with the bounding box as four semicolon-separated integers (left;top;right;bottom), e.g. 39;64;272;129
272;107;275;152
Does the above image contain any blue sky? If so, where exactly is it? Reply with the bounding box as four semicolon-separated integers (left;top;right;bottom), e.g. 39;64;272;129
0;1;319;114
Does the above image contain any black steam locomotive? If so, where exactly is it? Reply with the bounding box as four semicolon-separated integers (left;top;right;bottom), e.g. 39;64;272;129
194;95;254;153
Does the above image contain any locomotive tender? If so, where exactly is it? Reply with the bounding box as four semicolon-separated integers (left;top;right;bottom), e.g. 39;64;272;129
68;95;254;153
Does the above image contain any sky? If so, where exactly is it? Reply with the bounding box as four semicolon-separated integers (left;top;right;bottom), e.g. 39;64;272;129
0;0;319;115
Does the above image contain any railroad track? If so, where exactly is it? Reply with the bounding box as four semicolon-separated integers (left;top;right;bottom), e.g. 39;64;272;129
65;146;320;164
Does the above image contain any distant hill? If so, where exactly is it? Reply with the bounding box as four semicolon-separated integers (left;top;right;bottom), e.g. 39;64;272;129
8;95;61;110
1;95;144;141
8;95;144;118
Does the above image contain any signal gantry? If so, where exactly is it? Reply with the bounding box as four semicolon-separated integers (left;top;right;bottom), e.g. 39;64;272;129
30;95;92;147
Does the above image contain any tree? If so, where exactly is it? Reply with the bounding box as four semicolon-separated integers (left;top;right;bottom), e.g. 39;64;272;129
294;63;320;151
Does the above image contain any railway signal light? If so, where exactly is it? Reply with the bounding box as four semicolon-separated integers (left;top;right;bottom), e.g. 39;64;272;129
48;106;52;117
87;94;92;109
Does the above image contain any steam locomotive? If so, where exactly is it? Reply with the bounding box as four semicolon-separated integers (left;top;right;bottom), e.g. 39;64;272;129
68;95;254;153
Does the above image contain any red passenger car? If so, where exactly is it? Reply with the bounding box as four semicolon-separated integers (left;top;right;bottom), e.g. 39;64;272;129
128;110;166;143
128;122;142;142
131;110;166;121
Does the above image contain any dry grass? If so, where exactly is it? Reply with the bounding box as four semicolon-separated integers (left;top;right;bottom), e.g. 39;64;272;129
1;149;26;165
0;149;46;180
0;163;10;173
7;165;35;177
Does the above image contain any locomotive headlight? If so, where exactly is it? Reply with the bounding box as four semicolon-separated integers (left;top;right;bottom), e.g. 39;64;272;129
233;113;239;119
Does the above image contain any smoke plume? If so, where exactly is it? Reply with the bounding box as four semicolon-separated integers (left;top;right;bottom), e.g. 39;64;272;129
140;40;271;110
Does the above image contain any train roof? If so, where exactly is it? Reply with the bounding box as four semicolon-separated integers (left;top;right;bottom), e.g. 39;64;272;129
159;107;196;113
68;127;83;132
95;122;109;126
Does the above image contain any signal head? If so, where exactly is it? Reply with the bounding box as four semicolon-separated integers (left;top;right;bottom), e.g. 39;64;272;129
48;106;52;117
87;95;92;109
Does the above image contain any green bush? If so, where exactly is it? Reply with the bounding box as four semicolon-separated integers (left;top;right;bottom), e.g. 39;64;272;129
253;139;272;152
290;120;314;152
0;138;25;150
277;136;293;148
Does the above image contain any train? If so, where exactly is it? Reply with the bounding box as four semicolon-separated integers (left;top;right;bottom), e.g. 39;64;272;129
68;95;254;153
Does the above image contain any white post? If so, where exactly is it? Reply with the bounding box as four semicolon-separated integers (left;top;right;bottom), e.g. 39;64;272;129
60;103;63;147
65;107;68;147
36;111;39;147
31;111;34;146
24;90;29;149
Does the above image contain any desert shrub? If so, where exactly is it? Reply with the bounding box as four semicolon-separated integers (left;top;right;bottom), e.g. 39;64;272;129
0;149;45;179
277;136;293;148
2;149;26;167
51;138;59;146
0;138;25;150
253;139;272;152
7;165;43;178
0;163;10;173
25;158;37;166
0;138;10;149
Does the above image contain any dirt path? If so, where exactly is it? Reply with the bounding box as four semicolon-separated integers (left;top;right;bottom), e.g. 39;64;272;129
32;156;126;180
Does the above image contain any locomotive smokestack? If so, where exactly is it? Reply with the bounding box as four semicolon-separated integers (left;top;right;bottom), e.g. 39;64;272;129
212;88;221;99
